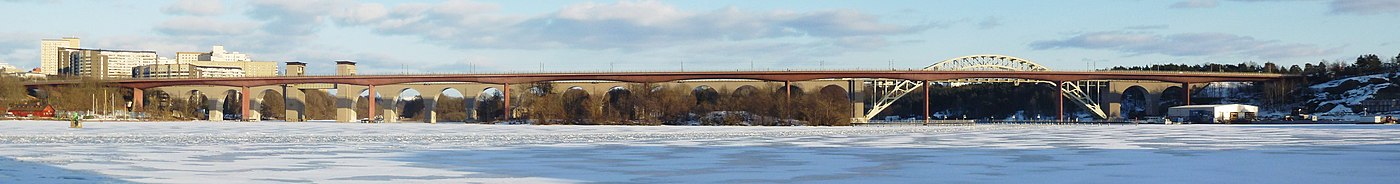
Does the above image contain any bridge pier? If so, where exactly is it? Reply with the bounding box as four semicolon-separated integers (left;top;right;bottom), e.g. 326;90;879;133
335;85;360;123
1182;83;1191;106
206;92;224;121
132;88;144;113
241;86;251;121
368;85;377;122
503;82;511;122
923;80;930;124
283;87;306;122
416;89;443;123
849;80;865;123
249;96;263;121
1058;81;1066;121
422;98;438;123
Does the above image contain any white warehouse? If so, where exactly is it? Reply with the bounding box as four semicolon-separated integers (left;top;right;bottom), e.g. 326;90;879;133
1167;104;1259;124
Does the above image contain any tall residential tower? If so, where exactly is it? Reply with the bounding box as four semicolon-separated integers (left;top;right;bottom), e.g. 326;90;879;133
40;37;80;75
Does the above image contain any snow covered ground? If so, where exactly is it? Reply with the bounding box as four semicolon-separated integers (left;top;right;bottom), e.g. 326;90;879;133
2;121;1399;183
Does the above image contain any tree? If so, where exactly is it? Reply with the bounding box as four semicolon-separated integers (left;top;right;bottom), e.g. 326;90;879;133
303;90;336;120
0;76;29;106
1263;62;1279;73
398;97;424;120
259;92;285;120
1393;52;1400;64
1355;54;1384;74
433;96;468;122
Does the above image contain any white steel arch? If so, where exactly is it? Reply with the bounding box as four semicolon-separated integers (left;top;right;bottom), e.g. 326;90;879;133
863;54;1107;121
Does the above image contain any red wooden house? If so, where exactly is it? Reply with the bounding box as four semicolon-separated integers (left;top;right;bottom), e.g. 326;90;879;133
7;104;55;117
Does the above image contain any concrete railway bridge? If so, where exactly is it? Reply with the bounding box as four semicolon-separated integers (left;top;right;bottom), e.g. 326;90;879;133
23;55;1294;123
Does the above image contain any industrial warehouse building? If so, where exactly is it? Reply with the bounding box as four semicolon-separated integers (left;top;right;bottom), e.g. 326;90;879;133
1167;104;1259;124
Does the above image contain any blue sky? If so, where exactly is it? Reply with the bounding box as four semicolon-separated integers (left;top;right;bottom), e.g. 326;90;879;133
1;0;1397;74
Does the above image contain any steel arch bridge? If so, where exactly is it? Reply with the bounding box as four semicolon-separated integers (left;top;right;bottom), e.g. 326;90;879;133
864;54;1108;121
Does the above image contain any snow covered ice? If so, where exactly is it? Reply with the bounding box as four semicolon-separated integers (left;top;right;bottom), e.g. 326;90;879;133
1;121;1399;183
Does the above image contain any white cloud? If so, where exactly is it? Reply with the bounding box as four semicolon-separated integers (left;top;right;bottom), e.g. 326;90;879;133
325;0;932;50
154;17;259;36
1171;0;1220;8
1030;31;1340;59
1173;0;1400;15
0;32;43;69
1329;0;1400;15
246;0;353;35
162;0;224;16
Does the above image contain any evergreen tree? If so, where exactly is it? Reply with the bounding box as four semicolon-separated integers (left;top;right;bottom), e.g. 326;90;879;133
1355;54;1384;74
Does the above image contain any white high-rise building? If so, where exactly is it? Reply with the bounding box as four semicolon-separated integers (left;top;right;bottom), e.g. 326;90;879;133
199;45;251;62
175;45;278;77
40;37;80;75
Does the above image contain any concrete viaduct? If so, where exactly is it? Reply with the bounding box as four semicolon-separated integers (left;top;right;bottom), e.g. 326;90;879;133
22;55;1296;123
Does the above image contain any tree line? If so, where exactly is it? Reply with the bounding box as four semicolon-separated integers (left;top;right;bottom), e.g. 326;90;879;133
510;83;852;126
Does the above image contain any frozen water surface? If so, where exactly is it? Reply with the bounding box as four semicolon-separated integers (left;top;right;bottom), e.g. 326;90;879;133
1;121;1399;183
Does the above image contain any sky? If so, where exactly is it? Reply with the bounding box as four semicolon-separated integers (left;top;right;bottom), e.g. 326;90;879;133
0;0;1397;75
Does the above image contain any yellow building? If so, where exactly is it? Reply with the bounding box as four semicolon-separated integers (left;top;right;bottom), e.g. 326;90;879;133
175;52;204;63
40;37;80;75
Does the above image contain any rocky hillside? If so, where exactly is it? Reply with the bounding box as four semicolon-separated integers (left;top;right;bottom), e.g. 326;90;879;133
1306;71;1400;114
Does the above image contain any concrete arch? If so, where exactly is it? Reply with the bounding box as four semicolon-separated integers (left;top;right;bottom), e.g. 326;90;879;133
692;85;720;105
250;89;283;121
778;84;804;96
1158;86;1185;115
389;88;423;122
422;88;464;123
475;87;505;121
731;85;759;97
602;86;635;121
561;87;593;124
397;87;443;123
818;85;847;101
218;89;241;121
1120;86;1150;119
352;88;385;120
184;89;211;120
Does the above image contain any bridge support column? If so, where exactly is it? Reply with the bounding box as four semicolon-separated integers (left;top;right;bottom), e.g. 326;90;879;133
923;81;930;124
785;81;792;120
368;85;377;121
284;87;305;122
422;98;438;123
207;93;224;121
1058;81;1065;121
241;86;251;121
132;88;143;113
1182;83;1191;106
249;98;263;121
503;82;511;122
849;80;865;123
417;89;443;124
336;85;358;123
